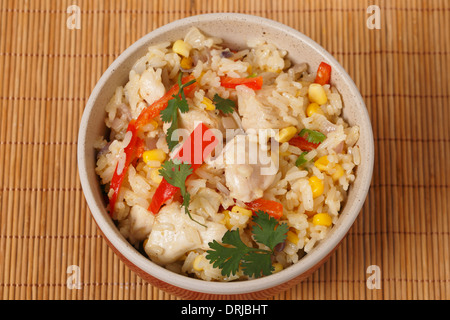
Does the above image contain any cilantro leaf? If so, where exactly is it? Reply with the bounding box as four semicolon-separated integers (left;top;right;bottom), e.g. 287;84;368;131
181;191;191;216
212;94;235;114
206;229;251;277
299;129;327;144
165;115;179;151
160;98;177;123
161;73;196;151
161;99;180;151
177;75;196;113
252;211;288;251
158;159;205;226
158;159;192;192
241;251;274;278
205;210;287;278
295;151;309;167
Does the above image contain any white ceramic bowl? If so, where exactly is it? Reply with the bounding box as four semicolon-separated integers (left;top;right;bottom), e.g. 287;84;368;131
78;13;374;299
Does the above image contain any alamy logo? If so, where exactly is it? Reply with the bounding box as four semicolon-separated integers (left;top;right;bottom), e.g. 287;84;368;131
366;265;381;289
67;265;82;289
67;5;81;30
366;5;381;30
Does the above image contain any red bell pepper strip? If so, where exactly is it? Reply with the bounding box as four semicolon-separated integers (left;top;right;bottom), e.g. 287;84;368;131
148;123;218;214
245;198;283;219
108;120;144;216
220;76;263;90
288;136;320;151
314;62;332;86
107;75;197;217
148;179;179;215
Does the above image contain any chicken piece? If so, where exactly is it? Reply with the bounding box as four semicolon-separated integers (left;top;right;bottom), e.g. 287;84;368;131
124;70;142;118
144;203;202;265
236;85;291;131
127;205;155;245
144;201;227;265
124;68;166;119
198;221;228;250
139;67;166;106
221;134;276;203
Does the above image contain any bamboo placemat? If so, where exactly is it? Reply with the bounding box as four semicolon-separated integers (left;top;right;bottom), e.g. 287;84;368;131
0;0;449;300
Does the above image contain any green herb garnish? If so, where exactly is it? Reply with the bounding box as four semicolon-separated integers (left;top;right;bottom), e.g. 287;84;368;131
158;159;205;227
206;211;288;278
160;73;196;151
212;93;236;114
299;128;327;144
295;151;309;167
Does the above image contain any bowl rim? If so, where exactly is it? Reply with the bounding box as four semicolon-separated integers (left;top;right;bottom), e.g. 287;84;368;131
78;12;374;295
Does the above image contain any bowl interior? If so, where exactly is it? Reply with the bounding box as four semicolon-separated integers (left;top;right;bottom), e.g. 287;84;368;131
78;13;374;296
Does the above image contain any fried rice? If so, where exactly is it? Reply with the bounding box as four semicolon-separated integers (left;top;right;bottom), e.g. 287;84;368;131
94;27;360;281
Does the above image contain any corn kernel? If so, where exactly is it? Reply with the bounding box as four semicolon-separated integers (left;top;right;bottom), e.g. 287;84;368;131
143;149;166;164
220;210;233;230
247;65;252;74
286;230;299;245
312;213;333;227
331;164;344;181
202;97;215;111
148;119;159;130
172;39;191;57
306;102;324;117
308;83;328;105
276;126;298;143
272;262;284;273
308;176;324;198
150;168;163;184
231;206;253;217
193;255;204;271
314;155;330;172
180;56;193;70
